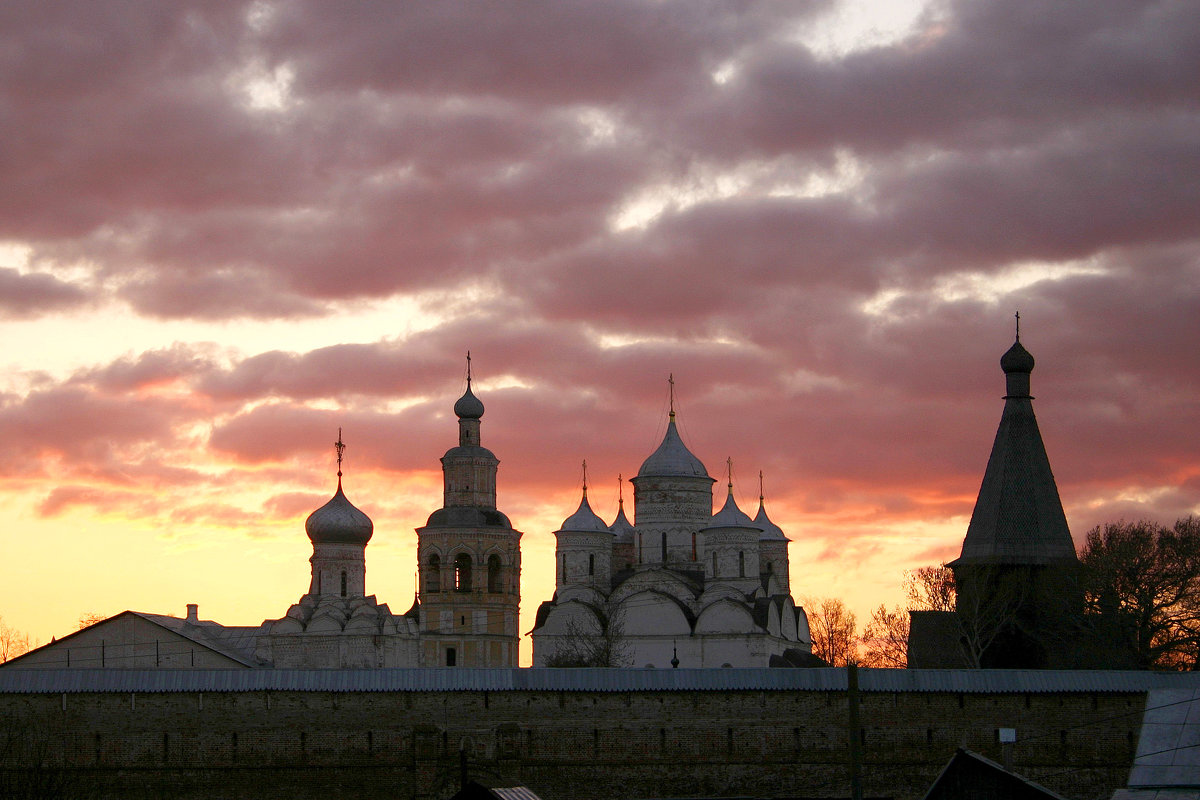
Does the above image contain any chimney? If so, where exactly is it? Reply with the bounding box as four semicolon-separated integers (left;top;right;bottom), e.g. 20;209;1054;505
186;603;199;623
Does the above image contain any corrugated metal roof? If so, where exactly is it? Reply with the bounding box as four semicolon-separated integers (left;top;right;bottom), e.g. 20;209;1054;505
1125;689;1200;792
2;668;1199;695
491;789;545;800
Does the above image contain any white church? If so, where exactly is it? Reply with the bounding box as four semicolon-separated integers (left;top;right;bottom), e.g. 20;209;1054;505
530;388;812;668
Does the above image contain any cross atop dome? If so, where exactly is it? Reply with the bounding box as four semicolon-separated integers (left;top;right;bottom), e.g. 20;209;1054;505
305;429;373;547
454;351;485;420
754;471;787;542
335;427;345;485
636;376;710;479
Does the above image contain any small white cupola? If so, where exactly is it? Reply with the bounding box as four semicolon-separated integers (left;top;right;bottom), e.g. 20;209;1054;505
554;461;614;590
754;471;791;593
701;459;763;593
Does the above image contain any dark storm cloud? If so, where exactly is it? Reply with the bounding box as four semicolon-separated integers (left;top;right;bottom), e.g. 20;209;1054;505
5;0;1196;327
871;115;1200;271
258;0;808;105
685;0;1200;157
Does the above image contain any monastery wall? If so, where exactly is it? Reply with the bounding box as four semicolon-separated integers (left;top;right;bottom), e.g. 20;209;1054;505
0;682;1143;800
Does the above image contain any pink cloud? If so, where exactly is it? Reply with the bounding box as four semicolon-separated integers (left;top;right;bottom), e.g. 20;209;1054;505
0;269;90;318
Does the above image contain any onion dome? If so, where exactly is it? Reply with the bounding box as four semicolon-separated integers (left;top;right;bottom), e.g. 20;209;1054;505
306;430;373;545
638;417;708;477
558;489;612;534
454;384;485;419
754;498;788;541
1001;340;1035;374
1000;315;1036;399
706;485;759;529
1001;311;1036;374
306;483;374;545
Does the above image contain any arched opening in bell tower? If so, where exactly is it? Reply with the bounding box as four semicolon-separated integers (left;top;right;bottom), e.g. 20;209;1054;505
426;554;441;593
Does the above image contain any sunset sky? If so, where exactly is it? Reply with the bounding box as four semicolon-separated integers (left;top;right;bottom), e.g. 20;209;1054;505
2;0;1198;666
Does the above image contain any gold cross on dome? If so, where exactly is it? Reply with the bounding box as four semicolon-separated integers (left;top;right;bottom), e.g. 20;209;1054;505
334;428;345;480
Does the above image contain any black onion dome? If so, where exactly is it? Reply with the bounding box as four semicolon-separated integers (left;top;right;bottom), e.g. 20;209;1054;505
305;485;373;545
1000;340;1035;374
454;385;485;419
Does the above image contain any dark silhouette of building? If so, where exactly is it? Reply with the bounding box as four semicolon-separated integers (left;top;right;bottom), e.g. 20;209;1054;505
911;324;1085;668
923;748;1070;800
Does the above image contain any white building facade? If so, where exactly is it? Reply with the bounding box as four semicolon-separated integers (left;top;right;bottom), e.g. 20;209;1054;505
531;406;812;668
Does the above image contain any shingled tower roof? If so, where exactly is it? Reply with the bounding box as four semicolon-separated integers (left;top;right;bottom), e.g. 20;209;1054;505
950;329;1077;567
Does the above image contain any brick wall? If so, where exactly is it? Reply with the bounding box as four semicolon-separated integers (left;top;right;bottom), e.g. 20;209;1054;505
0;687;1142;799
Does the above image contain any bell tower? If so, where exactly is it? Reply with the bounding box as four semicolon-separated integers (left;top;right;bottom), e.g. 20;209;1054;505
415;354;522;667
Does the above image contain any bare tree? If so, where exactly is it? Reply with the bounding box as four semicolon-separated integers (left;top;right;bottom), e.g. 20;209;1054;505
76;612;106;630
807;598;858;666
1080;517;1200;670
543;608;630;668
860;604;909;668
890;563;1038;668
951;565;1032;669
0;616;33;664
858;568;954;669
905;565;956;612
